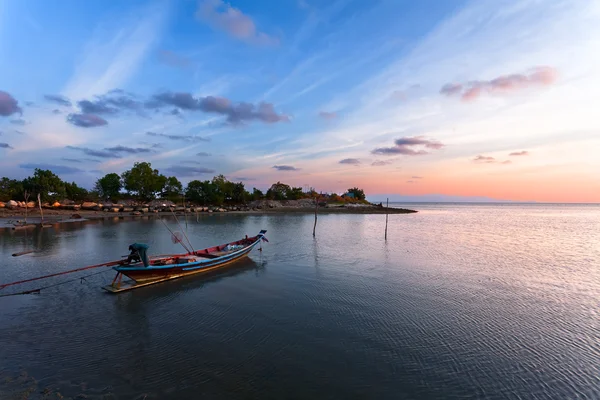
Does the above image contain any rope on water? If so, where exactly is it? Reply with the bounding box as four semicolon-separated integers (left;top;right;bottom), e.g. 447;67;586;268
0;268;112;298
0;260;121;291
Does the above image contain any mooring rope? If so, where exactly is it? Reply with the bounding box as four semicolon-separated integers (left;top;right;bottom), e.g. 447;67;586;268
0;268;112;297
0;260;121;291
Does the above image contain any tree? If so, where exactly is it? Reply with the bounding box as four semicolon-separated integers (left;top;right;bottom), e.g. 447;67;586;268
121;162;167;201
22;169;65;201
185;180;215;205
286;186;304;200
162;176;183;203
64;181;89;202
0;178;24;201
211;174;234;204
266;182;291;200
231;182;248;203
346;187;366;201
251;188;264;201
95;173;122;201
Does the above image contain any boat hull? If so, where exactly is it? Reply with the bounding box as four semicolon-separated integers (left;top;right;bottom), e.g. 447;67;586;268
103;229;266;293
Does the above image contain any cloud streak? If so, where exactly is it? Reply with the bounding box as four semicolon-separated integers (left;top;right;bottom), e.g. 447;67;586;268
319;111;337;120
164;165;216;176
147;92;289;124
441;66;558;102
44;94;72;107
196;0;278;46
472;155;511;165
272;165;300;171
19;163;84;174
509;151;529;156
372;160;392;166
67;113;108;127
66;146;119;158
147;131;210;142
104;145;153;154
372;136;444;156
339;158;360;165
0;143;14;149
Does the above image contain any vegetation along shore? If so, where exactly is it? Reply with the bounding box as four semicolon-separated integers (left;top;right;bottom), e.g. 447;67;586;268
1;162;416;228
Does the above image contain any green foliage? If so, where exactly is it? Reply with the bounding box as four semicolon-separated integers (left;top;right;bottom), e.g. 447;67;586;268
346;187;366;201
162;176;183;203
185;176;249;205
64;181;89;202
185;180;214;205
121;162;167;201
266;181;291;200
286;186;304;200
94;173;122;201
232;182;247;203
0;163;369;206
0;177;24;202
22;169;66;201
251;188;264;200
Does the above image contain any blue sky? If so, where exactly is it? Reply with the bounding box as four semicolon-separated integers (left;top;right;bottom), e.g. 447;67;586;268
1;0;599;202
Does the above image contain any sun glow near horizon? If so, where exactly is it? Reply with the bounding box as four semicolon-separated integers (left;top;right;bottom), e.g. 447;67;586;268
0;0;599;203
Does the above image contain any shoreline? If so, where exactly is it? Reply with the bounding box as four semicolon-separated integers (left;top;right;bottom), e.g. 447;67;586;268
0;206;417;230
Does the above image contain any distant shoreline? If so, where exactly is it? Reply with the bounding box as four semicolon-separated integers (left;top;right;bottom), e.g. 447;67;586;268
0;206;417;230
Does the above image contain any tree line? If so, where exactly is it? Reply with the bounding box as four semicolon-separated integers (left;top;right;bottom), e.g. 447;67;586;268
0;162;367;205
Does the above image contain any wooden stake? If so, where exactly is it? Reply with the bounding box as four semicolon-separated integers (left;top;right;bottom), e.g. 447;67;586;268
37;193;44;225
385;197;389;241
23;190;30;224
312;196;318;237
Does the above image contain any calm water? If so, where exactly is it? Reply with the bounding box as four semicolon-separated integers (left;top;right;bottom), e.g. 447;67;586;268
0;204;599;399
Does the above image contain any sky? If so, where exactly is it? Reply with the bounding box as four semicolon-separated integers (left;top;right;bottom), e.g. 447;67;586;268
1;0;599;203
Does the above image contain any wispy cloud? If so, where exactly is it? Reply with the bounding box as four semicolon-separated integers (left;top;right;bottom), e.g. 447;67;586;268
61;158;82;163
66;113;108;128
147;92;289;124
196;0;278;46
372;160;392;166
147;131;210;142
411;176;424;179
19;163;84;174
441;67;558;102
62;2;168;100
196;151;211;157
164;165;216;176
272;165;300;171
509;150;529;156
472;155;496;163
0;91;22;117
104;145;153;154
44;94;72;107
0;143;14;149
372;137;444;156
66;146;119;158
318;111;337;120
10;119;26;125
339;158;360;165
472;155;511;165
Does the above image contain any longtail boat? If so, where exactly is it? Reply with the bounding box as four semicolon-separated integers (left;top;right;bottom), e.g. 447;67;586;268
102;229;268;293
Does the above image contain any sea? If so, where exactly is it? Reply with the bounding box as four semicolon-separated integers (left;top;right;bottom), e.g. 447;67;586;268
0;203;598;399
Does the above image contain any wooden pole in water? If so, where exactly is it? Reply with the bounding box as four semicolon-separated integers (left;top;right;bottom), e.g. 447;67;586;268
385;198;389;241
38;193;44;225
23;190;30;224
312;195;318;237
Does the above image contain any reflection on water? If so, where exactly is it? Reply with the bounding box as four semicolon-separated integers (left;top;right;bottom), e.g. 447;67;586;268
1;206;599;399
